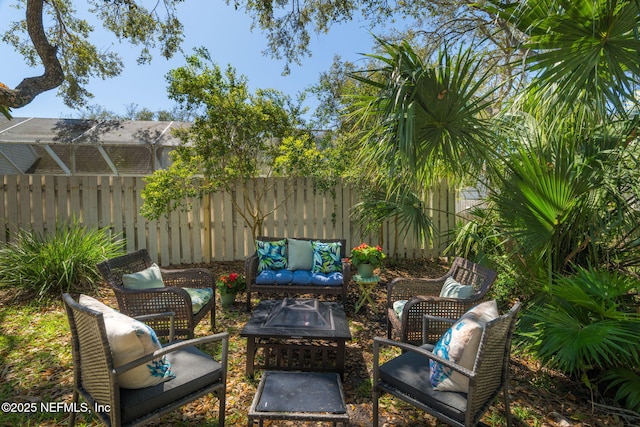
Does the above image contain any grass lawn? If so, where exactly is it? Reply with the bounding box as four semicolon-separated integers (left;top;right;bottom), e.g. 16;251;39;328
0;259;628;426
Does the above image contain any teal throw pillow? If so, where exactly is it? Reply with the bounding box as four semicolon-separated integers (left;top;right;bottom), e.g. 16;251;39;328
311;241;342;274
439;277;474;299
287;238;314;270
122;263;164;289
256;239;288;271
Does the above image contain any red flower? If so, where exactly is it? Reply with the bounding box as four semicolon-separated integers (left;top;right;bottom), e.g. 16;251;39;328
229;272;238;281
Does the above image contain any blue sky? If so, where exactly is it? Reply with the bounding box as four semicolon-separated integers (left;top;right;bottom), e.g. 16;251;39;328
1;0;383;119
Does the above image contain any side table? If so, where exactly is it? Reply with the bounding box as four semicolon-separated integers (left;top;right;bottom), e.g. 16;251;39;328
353;274;380;313
248;370;349;426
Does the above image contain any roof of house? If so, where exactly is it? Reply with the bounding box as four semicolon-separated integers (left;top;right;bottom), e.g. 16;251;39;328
0;117;188;176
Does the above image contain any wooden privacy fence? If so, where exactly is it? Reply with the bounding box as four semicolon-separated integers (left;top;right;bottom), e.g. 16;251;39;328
0;175;456;265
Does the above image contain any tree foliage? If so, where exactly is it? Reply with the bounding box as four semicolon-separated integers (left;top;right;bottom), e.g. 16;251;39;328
1;0;185;109
140;48;340;239
1;0;529;112
339;0;640;409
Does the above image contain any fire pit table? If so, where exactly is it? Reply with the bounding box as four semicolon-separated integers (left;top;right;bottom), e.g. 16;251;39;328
241;299;352;378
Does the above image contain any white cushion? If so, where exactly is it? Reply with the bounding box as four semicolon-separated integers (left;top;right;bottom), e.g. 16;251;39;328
429;300;499;392
122;263;164;289
78;294;175;389
439;277;474;298
287;238;314;270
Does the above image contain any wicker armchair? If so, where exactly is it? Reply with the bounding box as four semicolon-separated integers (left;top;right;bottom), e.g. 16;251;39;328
97;249;215;339
63;293;228;427
373;302;521;427
387;257;497;345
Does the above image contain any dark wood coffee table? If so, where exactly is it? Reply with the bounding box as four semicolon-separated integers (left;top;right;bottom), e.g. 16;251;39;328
241;299;352;378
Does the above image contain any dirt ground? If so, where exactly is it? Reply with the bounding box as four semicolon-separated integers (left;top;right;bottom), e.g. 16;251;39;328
2;257;638;426
187;258;636;426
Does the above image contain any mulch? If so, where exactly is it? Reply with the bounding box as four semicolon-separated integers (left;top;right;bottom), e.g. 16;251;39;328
2;257;637;426
166;258;632;426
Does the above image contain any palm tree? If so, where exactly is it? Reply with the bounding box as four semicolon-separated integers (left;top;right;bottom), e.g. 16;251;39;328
347;39;498;246
348;0;640;411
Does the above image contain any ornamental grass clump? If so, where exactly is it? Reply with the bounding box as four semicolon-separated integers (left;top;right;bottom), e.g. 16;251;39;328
0;220;125;299
216;272;246;294
349;243;386;267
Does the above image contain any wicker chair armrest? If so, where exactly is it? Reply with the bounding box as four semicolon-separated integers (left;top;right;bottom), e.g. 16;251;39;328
111;286;194;316
134;311;176;322
160;268;215;289
403;295;480;344
421;314;456;345
387;307;402;330
113;332;229;375
342;261;351;283
373;337;475;379
405;295;482;315
134;311;176;341
245;254;259;286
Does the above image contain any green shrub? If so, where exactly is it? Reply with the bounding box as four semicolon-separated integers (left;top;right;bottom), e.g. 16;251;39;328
523;266;640;411
0;220;125;298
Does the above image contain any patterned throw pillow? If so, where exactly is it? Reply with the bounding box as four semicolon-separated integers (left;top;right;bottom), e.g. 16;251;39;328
429;300;499;392
256;239;288;271
311;241;342;273
78;294;175;389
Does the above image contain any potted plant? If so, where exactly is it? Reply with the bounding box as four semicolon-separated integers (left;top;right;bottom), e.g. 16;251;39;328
349;243;386;278
216;272;246;307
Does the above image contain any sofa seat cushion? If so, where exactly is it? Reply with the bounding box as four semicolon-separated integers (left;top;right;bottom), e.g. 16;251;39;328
256;269;293;284
311;272;343;286
378;345;466;422
120;344;223;423
255;269;343;286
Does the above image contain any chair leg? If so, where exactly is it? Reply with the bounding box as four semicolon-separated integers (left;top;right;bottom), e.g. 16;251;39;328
218;389;226;427
503;381;512;427
68;390;78;427
210;307;216;331
372;386;379;427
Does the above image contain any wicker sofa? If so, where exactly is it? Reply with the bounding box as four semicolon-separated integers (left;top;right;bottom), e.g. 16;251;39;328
244;236;351;310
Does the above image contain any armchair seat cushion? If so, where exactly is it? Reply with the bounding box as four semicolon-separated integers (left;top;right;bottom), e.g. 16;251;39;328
378;347;466;422
183;287;214;314
120;344;223;423
255;269;343;286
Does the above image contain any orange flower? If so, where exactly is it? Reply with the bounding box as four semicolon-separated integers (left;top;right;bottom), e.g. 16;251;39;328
216;272;246;293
